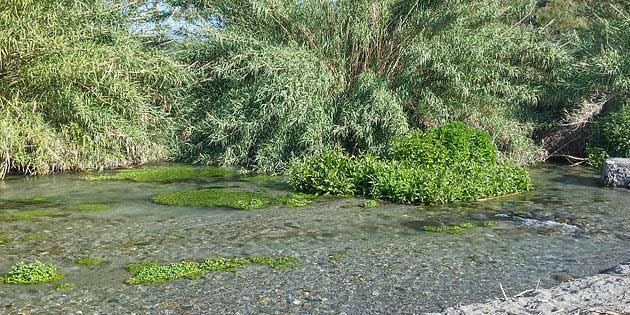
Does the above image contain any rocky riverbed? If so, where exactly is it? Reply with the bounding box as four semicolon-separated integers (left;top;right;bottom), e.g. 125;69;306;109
1;164;629;314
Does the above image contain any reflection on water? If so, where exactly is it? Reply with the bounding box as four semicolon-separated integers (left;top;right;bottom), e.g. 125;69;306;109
0;164;629;313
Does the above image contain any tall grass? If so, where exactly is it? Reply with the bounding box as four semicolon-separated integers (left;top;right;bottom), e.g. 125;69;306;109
0;0;190;177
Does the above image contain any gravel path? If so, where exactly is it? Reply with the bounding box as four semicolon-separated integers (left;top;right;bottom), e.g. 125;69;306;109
431;263;630;315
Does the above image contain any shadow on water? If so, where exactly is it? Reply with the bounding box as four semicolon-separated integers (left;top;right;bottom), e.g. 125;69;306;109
552;173;601;188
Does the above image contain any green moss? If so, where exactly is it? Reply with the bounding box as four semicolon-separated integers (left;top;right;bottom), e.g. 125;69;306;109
87;165;234;182
127;256;301;285
361;200;379;208
1;261;63;284
152;188;274;210
423;221;498;234
55;282;75;291
65;203;111;212
76;257;103;267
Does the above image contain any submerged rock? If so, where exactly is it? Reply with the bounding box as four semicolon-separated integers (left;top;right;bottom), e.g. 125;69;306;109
602;158;630;188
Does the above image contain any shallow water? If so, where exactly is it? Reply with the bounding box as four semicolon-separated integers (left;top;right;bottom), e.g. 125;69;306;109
0;164;629;314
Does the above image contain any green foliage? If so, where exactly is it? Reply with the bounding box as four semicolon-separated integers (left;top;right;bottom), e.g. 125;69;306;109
289;123;531;205
55;282;75;291
76;257;104;267
0;0;190;178
360;200;380;208
1;261;63;284
152;188;274;210
392;122;497;166
0;209;64;221
127;256;301;284
171;0;574;169
422;221;499;234
66;204;110;212
0;234;12;245
88;165;234;182
588;105;630;168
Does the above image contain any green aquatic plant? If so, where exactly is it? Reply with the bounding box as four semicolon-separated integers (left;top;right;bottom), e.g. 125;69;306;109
0;235;12;245
65;204;110;212
55;282;75;291
290;123;531;205
361;200;380;208
422;221;498;235
152;188;274;210
127;256;301;285
88;165;234;182
279;193;316;208
1;261;63;284
76;257;103;267
247;256;302;269
9;210;64;221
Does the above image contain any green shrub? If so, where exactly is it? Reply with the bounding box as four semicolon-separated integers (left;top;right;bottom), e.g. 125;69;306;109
1;261;63;284
289;123;531;204
392;122;498;166
588;105;630;168
288;149;357;196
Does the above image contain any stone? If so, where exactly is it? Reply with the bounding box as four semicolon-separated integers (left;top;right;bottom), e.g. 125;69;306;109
602;158;630;188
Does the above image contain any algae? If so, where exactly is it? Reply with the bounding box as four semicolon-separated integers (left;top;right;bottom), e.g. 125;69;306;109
87;165;234;182
152;188;274;210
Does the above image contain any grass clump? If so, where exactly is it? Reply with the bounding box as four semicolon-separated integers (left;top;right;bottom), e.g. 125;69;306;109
76;257;103;267
289;123;531;205
152;188;273;210
88;165;234;182
1;261;63;284
65;204;110;212
55;282;75;291
127;256;300;285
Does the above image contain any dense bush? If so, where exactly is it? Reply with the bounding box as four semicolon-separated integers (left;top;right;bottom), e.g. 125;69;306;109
289;123;531;205
0;0;189;177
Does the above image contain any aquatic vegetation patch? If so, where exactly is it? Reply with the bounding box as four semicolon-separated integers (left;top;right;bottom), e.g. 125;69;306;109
127;256;301;285
76;257;103;267
0;210;65;221
152;188;274;210
361;200;380;208
422;221;498;235
289;123;531;204
1;261;63;284
65;203;110;212
0;235;12;245
279;193;317;208
87;165;234;183
55;282;75;291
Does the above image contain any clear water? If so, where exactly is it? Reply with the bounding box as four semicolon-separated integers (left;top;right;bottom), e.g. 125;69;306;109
0;164;629;314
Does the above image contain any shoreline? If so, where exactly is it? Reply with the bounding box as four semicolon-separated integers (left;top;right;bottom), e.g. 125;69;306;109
430;262;630;314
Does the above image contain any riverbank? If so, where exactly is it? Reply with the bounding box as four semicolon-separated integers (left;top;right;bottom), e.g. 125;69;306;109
432;262;630;314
